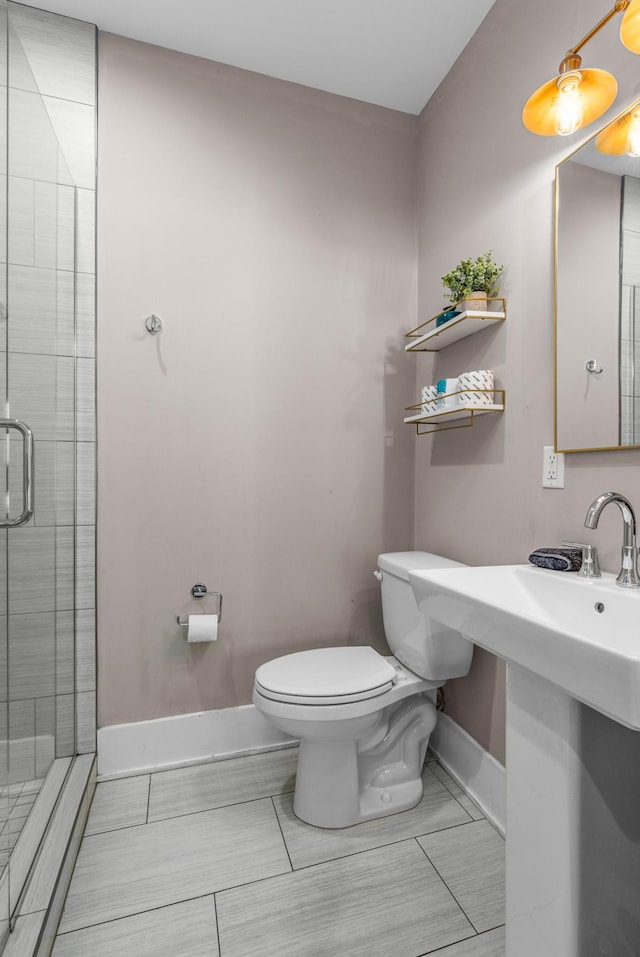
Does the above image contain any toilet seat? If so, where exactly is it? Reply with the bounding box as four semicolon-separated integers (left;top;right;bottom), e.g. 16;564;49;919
255;646;397;705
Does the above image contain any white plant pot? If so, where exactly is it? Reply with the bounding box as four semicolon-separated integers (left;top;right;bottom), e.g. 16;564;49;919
459;291;488;312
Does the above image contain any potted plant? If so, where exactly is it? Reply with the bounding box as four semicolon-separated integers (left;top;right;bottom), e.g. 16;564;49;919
441;251;503;312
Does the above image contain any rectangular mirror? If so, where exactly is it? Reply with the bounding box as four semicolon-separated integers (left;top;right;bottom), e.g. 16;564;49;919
555;98;640;451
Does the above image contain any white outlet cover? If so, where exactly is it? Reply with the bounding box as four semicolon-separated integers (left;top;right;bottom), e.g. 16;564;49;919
543;446;565;488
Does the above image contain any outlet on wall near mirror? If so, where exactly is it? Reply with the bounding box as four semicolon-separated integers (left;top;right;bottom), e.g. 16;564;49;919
555;97;640;452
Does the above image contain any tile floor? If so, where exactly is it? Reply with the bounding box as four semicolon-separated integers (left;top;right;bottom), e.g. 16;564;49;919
51;749;505;957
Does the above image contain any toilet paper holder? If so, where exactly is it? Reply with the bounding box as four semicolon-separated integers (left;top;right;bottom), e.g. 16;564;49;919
177;583;223;627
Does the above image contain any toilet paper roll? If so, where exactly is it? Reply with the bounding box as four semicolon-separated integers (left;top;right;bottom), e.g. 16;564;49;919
421;385;438;415
457;370;495;407
186;614;218;643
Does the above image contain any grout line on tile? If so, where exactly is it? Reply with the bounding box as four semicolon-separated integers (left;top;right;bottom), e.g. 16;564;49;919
79;792;299;853
81;791;282;840
417;924;506;956
431;759;491;823
452;796;480;821
470;919;506;935
148;789;296;826
270;796;294;871
84;820;153;838
213;891;222;956
54;891;216;938
96;767;153;784
207;866;298;903
145;775;151;825
264;800;490;875
415;928;479;956
414;837;478;936
415;817;489;843
266;830;459;877
429;762;481;821
283;831;455;874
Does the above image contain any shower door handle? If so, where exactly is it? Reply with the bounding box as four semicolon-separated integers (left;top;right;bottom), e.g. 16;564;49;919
0;419;33;527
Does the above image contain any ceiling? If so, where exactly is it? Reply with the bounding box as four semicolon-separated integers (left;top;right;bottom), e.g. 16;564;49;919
17;0;496;115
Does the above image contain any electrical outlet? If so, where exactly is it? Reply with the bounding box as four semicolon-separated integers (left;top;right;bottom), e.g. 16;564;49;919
542;445;565;488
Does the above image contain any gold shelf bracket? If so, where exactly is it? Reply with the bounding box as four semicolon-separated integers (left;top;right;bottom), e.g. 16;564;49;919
405;389;506;436
404;298;507;353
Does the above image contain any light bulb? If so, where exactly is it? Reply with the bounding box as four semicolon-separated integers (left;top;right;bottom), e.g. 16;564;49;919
626;110;640;157
555;72;583;135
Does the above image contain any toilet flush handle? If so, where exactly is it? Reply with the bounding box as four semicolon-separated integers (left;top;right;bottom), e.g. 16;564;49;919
373;570;383;581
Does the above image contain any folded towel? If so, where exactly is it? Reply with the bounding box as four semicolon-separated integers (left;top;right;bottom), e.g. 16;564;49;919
436;309;461;328
528;547;582;572
436;378;459;410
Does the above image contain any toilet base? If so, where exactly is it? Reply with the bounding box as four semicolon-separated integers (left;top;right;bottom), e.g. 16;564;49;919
292;694;437;828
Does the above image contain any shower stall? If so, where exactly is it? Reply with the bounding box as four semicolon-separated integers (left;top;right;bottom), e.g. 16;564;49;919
0;2;97;950
620;175;640;445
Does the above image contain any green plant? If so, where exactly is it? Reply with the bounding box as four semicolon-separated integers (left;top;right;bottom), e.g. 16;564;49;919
441;251;503;304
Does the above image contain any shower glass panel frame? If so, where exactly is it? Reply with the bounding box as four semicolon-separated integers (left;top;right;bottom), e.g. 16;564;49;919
0;3;96;946
0;1;8;942
620;176;640;445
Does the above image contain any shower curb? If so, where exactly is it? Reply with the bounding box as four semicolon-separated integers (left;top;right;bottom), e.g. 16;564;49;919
2;755;96;957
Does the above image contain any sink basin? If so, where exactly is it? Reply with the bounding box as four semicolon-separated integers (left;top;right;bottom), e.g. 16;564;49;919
409;564;640;730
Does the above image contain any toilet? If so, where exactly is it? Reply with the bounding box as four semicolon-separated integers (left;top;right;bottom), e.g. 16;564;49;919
253;551;473;828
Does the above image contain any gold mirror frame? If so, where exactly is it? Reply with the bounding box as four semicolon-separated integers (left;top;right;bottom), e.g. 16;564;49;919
554;96;640;452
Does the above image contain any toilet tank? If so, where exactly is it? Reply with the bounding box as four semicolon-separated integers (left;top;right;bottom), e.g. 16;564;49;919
377;551;473;682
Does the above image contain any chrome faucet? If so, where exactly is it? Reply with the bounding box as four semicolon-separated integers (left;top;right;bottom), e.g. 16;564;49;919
584;492;640;587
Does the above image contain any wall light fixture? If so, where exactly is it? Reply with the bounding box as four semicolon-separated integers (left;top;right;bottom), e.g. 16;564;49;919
522;0;640;137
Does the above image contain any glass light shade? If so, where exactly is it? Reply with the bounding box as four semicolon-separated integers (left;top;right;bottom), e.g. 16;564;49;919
627;118;640;156
621;0;640;53
595;102;640;154
523;68;618;136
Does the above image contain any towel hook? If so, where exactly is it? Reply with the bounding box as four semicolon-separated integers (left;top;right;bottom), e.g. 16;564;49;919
145;314;163;335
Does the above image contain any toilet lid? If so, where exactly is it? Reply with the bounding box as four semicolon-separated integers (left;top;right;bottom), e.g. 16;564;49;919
255;646;397;705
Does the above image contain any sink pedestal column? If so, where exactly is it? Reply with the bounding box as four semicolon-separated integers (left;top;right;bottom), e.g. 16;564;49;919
506;662;640;957
506;662;580;956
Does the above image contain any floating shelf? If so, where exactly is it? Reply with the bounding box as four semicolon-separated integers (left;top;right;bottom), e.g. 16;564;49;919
404;390;505;435
405;299;506;353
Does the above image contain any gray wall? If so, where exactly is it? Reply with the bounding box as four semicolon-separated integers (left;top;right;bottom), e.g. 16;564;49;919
97;35;417;726
415;0;640;763
98;0;640;762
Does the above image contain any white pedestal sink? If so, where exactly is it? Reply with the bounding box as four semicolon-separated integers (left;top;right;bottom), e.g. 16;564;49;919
410;564;640;957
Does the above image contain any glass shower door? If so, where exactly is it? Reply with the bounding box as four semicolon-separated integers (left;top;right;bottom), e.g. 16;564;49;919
0;2;95;940
5;2;79;796
0;0;9;944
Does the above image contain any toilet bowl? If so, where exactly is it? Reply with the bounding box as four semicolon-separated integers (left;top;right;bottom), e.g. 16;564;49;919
253;551;473;829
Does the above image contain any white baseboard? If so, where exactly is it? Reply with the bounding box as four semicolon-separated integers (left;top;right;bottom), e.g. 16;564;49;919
430;712;505;834
97;704;505;835
97;704;297;780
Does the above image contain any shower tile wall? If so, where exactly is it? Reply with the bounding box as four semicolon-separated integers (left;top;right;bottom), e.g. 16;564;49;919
0;4;96;782
620;175;640;445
